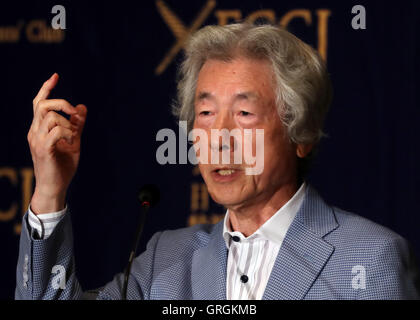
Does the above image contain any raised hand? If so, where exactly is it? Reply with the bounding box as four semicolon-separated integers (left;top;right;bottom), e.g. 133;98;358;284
28;73;87;214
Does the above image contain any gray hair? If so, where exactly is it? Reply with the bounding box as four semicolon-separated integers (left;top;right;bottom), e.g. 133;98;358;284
173;22;332;146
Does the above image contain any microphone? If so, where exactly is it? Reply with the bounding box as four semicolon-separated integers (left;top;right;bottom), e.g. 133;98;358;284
122;184;160;300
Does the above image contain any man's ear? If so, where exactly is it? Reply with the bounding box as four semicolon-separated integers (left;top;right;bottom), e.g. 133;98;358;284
296;144;313;158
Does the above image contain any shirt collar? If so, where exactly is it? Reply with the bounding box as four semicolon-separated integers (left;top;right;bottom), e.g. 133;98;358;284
222;182;306;248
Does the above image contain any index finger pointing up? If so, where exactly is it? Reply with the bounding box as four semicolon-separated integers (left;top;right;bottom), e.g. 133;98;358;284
33;73;59;111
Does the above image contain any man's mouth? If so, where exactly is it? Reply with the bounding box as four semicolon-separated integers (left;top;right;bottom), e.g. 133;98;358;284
210;167;241;182
217;169;236;176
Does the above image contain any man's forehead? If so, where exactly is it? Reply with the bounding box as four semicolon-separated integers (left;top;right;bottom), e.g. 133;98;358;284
198;57;272;77
197;58;274;88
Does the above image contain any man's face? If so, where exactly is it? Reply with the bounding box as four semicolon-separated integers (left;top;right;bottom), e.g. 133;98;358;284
194;57;298;210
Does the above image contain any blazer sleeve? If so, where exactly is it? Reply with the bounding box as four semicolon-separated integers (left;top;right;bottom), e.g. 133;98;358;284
358;235;420;300
15;209;162;300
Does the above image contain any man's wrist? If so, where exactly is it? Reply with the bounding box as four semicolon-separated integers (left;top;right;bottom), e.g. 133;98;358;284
30;189;66;215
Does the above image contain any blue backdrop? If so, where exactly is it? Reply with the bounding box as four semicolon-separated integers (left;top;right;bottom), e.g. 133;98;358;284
1;0;419;299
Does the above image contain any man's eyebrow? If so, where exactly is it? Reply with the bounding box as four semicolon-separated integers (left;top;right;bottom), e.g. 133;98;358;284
235;91;259;101
196;91;213;101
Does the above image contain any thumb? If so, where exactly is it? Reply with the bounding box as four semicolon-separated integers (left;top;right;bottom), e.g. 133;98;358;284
70;104;87;137
75;104;87;118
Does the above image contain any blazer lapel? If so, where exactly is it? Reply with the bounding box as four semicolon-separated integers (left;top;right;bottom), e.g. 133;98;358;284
262;185;339;300
191;220;228;299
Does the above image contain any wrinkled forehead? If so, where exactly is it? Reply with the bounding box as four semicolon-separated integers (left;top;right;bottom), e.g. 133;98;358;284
195;57;277;101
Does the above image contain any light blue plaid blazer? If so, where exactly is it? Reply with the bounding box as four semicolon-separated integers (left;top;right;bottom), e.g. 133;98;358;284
15;185;420;300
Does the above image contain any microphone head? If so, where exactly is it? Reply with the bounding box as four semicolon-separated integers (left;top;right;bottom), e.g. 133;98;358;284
137;184;160;207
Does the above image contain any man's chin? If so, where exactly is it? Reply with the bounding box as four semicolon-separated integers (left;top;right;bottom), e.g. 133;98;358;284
208;191;245;208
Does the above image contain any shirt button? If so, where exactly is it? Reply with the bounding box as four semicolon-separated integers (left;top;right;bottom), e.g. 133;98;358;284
232;236;240;242
240;275;249;283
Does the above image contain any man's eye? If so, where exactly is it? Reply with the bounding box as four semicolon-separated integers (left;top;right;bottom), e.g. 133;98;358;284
239;111;251;116
199;111;211;116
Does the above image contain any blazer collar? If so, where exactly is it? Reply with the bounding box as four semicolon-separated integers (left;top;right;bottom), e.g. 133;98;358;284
262;185;339;299
191;220;227;299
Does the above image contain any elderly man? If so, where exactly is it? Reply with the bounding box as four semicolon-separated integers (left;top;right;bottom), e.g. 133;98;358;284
16;23;419;300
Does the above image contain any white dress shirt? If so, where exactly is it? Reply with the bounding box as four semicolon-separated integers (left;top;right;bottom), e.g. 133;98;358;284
28;182;306;299
28;205;67;239
223;182;306;300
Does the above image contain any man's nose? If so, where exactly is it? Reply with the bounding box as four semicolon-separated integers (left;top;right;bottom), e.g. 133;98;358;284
210;111;237;152
212;110;234;131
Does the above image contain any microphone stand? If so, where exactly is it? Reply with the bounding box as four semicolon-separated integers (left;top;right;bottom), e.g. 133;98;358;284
121;201;150;300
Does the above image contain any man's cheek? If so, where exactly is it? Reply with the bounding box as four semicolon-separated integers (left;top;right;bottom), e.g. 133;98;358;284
244;129;264;175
